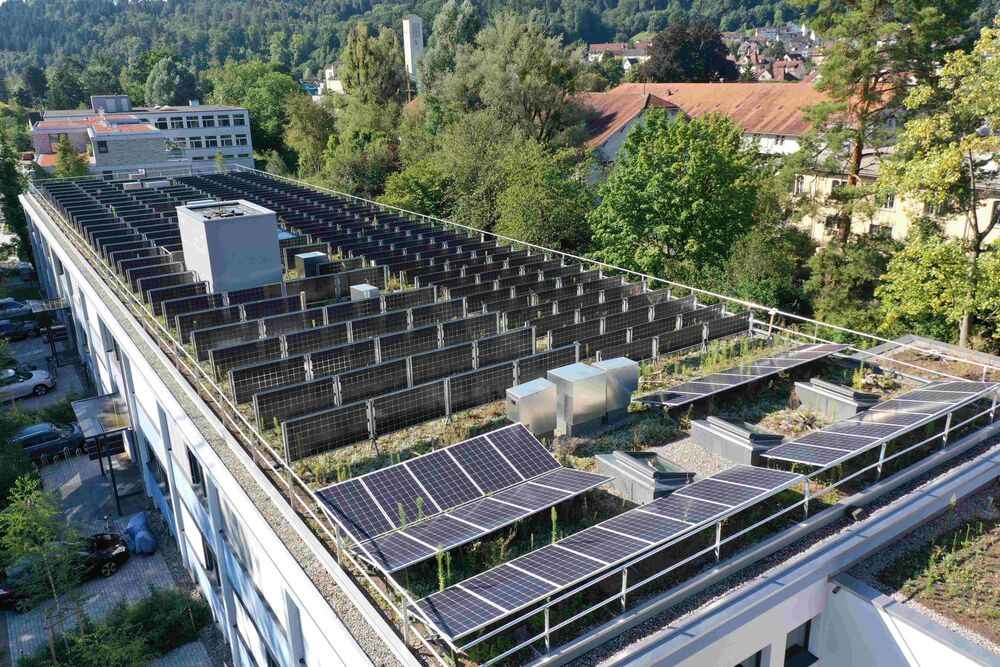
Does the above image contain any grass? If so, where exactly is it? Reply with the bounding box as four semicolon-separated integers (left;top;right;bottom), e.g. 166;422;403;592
877;517;1000;646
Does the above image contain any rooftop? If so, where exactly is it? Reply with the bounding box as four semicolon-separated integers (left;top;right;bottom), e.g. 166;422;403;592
610;81;828;136
26;167;1000;666
41;104;247;120
578;92;678;148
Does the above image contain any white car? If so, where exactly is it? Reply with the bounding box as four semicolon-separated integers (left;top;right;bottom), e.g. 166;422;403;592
0;368;56;399
0;298;31;319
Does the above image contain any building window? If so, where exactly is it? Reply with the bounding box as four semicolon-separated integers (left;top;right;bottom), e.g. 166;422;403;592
170;116;184;129
793;175;805;195
192;155;206;161
734;650;763;667
220;135;234;147
869;224;892;239
154;118;168;130
923;201;944;217
887;116;897;130
992;201;1000;228
96;140;109;154
235;134;248;146
202;115;216;127
236;153;250;159
265;649;279;667
233;115;246;126
186;447;207;500
775;135;785;146
201;537;219;586
146;442;170;499
205;137;218;148
186;117;201;129
830;179;847;194
881;192;895;209
173;138;187;149
218;114;231;127
189;136;203;149
784;618;818;667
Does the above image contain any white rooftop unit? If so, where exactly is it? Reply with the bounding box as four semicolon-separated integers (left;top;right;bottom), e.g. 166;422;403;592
176;200;281;293
351;284;379;301
547;362;607;437
594;357;639;422
506;378;557;438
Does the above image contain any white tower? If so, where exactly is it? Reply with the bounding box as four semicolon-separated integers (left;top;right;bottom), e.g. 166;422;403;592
402;14;424;84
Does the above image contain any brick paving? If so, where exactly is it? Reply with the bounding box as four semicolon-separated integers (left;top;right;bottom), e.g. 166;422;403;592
150;639;214;667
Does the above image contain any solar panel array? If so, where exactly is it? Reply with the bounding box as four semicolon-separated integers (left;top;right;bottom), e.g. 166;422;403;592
764;380;999;467
639;343;848;408
316;424;610;571
414;463;802;640
38;171;754;461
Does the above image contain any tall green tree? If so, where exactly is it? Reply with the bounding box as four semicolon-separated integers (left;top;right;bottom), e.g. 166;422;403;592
420;0;480;91
144;58;198;106
80;53;120;97
53;138;89;178
20;64;47;107
589;111;761;282
437;12;586;144
206;60;301;152
46;58;86;109
0;476;82;617
284;95;336;177
269;31;292;70
0;125;29;258
494;141;592;251
792;0;974;241
642;19;737;83
120;49;175;104
804;235;899;337
340;24;408;104
878;26;1000;348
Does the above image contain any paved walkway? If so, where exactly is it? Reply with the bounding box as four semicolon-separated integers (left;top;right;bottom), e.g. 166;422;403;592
150;640;214;667
3;335;89;411
3;455;173;663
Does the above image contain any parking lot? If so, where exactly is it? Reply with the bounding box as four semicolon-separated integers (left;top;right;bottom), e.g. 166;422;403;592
3;335;88;411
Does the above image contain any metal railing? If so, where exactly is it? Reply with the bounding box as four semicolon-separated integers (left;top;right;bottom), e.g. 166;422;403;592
27;166;1000;666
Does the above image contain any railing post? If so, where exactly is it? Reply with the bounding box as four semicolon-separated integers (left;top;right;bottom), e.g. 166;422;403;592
544;607;551;653
990;393;997;423
941;412;953;450
803;478;810;519
400;599;409;644
875;442;887;481
334;523;343;566
620;568;628;611
714;522;722;562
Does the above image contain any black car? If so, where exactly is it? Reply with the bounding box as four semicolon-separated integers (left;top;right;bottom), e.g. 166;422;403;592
12;422;85;463
0;533;130;612
0;319;39;342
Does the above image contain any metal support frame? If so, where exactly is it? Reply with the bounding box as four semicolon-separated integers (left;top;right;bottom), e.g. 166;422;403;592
941;412;953;450
875;442;887;481
714;522;722;562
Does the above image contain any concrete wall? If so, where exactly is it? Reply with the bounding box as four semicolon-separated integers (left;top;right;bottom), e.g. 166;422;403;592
32;129;89;154
22;194;380;667
93;136;171;168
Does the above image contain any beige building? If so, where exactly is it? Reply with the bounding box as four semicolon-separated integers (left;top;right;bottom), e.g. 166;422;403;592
793;169;1000;245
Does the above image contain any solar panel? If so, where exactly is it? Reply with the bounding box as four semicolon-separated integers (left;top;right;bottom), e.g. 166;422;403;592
461;564;558;611
764;381;998;467
600;510;689;544
508;545;603;586
446;497;530;531
490;482;572;511
416;587;503;639
642;494;727;524
405;452;482;510
318;479;394;540
447;436;523;493
674;478;766;507
361;467;441;528
559;526;651;563
639;343;847;408
485;424;560;478
712;465;800;490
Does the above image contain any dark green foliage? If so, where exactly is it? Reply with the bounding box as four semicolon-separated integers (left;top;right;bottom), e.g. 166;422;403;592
0;123;30;258
17;587;211;667
639;18;738;83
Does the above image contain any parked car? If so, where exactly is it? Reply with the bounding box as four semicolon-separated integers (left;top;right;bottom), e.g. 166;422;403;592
12;421;85;463
0;297;31;318
0;368;55;399
0;533;130;612
0;319;39;341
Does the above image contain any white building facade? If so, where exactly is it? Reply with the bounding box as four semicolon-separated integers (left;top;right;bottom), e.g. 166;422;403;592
18;191;416;667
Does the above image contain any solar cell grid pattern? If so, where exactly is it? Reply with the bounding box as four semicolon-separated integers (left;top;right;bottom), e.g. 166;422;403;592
415;463;803;640
764;380;999;467
639;343;847;408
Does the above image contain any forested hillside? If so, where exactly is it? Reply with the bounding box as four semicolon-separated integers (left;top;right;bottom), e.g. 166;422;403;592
0;0;806;77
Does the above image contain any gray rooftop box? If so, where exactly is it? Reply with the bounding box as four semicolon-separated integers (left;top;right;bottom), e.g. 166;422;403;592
594;357;639;423
690;416;784;466
506;378;557;439
795;378;879;423
547;362;607;437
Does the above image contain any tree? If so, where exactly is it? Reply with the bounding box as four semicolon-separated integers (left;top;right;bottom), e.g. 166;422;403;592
792;0;974;241
47;58;87;109
20;65;47;107
0;476;82;618
269;31;292;69
380;159;454;218
717;222;814;311
120;49;175;104
80;53;120;97
206;61;301;152
0;419;36;509
878;26;1000;348
0;125;30;257
642;19;737;83
144;58;198;106
804;235;899;337
53;138;89;178
437;13;586;143
321;134;399;199
0;75;8;103
340;24;408;104
420;0;480;90
494;141;592;251
284;95;336;177
588;111;762;282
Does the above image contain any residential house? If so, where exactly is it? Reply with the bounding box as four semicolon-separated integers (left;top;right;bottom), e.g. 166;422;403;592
578;91;681;165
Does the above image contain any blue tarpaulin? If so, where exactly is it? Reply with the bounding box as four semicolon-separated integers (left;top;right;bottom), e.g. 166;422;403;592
125;511;158;554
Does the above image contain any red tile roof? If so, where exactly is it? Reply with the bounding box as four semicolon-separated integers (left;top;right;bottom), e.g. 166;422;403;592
33;116;158;134
35;152;88;168
588;42;628;54
609;82;828;136
577;92;679;148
